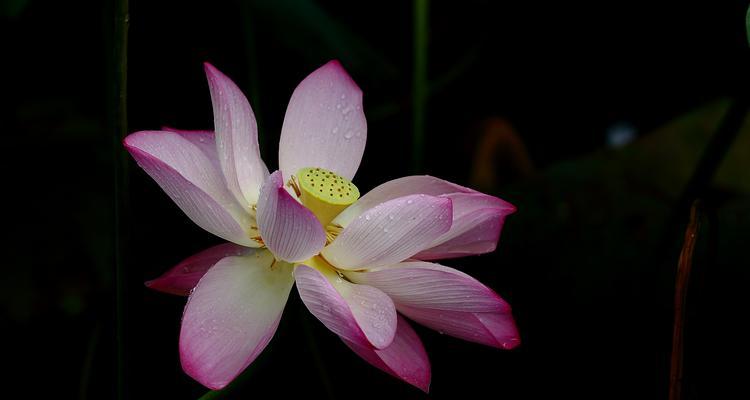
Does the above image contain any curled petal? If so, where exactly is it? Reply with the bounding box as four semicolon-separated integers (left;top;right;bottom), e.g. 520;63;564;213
346;261;509;312
123;130;254;246
295;264;397;349
348;261;520;349
416;192;516;260
333;175;474;227
179;250;294;389
334;176;515;260
205;63;269;206
145;243;253;296
397;305;520;350
343;315;431;392
279;60;367;180
322;194;452;270
256;171;327;262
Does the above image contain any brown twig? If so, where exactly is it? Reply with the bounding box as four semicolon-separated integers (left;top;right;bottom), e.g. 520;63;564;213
668;201;701;400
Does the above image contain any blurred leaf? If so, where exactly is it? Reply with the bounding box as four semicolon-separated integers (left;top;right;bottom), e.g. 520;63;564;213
619;99;750;196
532;99;750;199
485;99;750;301
0;0;30;18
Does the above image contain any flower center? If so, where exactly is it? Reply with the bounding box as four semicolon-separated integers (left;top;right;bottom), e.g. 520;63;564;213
294;167;360;226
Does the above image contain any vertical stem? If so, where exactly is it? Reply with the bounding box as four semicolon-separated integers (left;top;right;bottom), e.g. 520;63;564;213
655;98;747;263
78;323;101;400
112;0;129;398
669;201;700;400
411;0;429;172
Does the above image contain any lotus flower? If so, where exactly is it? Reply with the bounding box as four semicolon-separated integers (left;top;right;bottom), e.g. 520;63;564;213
124;60;519;392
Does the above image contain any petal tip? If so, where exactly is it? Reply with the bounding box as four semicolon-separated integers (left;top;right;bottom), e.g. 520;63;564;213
144;278;188;296
121;131;142;149
203;62;228;87
500;335;521;350
503;201;518;215
319;59;361;92
203;61;218;75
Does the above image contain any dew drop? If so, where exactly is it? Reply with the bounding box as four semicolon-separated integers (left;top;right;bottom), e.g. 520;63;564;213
343;130;354;139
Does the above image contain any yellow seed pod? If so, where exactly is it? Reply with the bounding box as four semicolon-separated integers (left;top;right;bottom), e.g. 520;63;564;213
296;167;360;226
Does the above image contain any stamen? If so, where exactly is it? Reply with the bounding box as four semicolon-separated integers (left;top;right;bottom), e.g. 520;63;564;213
325;223;343;244
287;175;302;197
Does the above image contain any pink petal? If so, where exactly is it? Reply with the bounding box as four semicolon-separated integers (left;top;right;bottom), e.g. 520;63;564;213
123;130;254;246
294;265;397;349
415;192;516;260
145;243;252;296
333;175;475;227
179;250;294;389
278;60;367;180
160;128;219;168
333;176;516;260
342;315;431;392
205;63;269;206
346;261;509;312
256;171;326;262
397;305;520;350
348;261;520;349
322;194;452;270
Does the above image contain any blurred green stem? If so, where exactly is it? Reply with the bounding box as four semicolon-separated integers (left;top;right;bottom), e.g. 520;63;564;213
412;0;429;172
239;0;265;157
112;0;129;398
78;323;101;400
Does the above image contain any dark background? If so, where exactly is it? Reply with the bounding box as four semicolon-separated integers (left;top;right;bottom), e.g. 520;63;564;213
3;0;750;398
